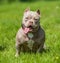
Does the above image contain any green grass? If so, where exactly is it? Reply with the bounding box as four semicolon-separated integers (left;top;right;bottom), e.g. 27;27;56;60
0;1;60;63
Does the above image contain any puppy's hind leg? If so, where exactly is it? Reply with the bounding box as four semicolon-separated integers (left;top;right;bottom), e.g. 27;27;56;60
15;43;21;57
37;43;44;53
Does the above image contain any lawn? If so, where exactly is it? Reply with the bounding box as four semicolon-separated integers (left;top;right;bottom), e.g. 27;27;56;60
0;1;60;63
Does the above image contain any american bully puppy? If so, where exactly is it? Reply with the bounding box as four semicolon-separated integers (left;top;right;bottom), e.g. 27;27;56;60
15;8;45;57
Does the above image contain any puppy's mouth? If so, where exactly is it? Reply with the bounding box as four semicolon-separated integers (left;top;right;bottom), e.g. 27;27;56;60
22;24;39;34
24;26;33;34
22;24;33;34
28;25;33;30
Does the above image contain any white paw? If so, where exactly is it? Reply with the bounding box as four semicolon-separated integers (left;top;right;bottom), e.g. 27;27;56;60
15;53;19;57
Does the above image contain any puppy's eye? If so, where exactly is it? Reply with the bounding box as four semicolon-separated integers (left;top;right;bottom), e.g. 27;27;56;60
35;19;38;20
34;18;38;21
25;17;29;22
25;19;28;22
25;17;29;19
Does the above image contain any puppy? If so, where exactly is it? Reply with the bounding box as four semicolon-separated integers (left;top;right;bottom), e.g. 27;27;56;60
15;8;45;57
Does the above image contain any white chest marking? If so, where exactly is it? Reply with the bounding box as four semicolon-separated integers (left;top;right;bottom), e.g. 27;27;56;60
28;33;34;39
27;33;34;50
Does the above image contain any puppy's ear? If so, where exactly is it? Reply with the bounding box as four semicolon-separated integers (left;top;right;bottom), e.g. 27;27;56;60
25;7;30;12
36;9;40;15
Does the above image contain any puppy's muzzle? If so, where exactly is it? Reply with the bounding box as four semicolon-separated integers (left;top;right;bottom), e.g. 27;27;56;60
29;21;33;26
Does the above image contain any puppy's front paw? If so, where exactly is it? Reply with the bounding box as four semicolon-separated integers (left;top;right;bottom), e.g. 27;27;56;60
15;53;19;57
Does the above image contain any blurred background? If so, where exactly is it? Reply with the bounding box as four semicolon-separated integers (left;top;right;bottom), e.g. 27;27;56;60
0;0;60;4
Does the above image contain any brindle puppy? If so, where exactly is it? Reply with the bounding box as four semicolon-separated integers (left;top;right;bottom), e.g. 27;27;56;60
15;8;45;57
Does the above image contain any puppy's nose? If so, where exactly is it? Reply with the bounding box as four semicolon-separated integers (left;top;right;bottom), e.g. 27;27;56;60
29;21;33;25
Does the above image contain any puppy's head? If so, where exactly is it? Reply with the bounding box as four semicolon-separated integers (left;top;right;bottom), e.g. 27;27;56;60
22;8;40;33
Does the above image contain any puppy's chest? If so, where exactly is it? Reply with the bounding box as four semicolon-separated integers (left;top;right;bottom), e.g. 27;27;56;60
26;33;40;50
27;33;34;50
